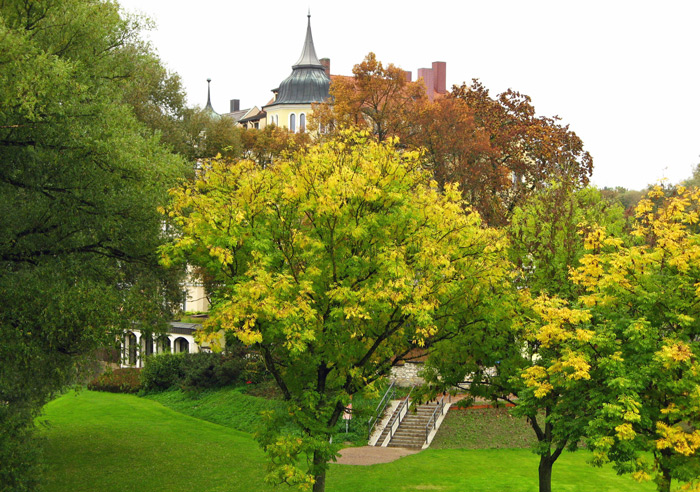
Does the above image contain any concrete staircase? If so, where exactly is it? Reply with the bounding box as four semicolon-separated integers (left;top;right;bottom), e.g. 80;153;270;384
387;402;441;448
374;400;447;449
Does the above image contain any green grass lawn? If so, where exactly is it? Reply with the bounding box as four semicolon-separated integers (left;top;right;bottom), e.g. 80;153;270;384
39;391;655;492
143;385;377;446
143;386;286;433
431;407;537;449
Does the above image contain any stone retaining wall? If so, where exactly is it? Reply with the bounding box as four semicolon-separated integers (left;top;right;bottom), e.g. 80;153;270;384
390;362;425;387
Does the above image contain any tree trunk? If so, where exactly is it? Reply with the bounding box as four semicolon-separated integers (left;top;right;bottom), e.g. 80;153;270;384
656;465;671;492
312;451;327;492
312;470;326;492
654;447;673;492
538;456;553;492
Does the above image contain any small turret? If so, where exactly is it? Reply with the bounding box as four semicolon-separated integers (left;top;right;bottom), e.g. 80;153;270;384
204;78;220;118
266;13;330;108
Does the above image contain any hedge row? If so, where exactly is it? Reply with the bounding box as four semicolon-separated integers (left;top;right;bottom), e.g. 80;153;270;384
88;368;142;393
88;349;269;394
140;351;267;392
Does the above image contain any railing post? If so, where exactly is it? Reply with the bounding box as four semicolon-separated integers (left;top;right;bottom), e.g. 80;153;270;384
368;381;397;441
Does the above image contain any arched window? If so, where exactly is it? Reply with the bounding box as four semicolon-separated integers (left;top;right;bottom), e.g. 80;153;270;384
275;115;279;126
174;337;189;354
299;113;306;133
143;335;154;357
158;336;171;353
289;113;296;133
126;332;137;365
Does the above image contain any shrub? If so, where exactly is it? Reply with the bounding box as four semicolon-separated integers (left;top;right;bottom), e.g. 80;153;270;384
140;353;185;392
184;352;250;389
88;368;142;394
140;352;263;392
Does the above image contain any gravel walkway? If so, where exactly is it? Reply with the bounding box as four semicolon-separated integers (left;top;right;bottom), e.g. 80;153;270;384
335;446;421;465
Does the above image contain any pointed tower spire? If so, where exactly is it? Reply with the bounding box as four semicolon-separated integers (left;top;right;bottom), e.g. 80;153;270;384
293;12;323;68
204;78;219;117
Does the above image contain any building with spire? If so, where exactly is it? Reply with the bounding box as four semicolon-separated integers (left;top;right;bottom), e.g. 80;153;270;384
263;12;331;132
203;78;220;119
202;13;445;132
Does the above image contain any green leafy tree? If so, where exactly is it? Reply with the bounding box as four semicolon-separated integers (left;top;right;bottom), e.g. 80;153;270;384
571;186;700;492
162;131;508;492
510;184;626;299
0;1;186;489
179;107;245;161
682;161;700;188
424;184;625;492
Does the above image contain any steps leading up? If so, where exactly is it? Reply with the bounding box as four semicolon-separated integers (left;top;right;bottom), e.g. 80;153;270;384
372;399;447;449
386;402;440;449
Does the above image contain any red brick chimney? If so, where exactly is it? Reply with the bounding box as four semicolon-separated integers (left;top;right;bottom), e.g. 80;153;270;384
416;62;447;100
320;58;331;77
418;67;435;101
432;61;446;94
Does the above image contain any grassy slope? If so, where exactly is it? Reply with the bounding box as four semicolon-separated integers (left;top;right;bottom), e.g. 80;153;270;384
144;386;373;445
431;407;537;449
40;390;276;492
40;391;654;492
143;387;284;433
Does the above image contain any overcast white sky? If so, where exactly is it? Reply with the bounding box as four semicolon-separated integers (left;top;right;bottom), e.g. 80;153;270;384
118;0;700;190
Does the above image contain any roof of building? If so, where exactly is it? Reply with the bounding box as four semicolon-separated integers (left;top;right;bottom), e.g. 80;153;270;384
293;13;323;69
238;110;267;124
265;14;330;108
204;78;221;119
224;109;252;121
168;322;200;336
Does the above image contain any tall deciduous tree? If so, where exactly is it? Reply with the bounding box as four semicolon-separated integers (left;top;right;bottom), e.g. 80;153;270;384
424;184;624;492
447;81;593;225
509;184;626;299
312;52;427;142
571;186;700;492
0;1;186;488
162;131;508;492
314;54;593;226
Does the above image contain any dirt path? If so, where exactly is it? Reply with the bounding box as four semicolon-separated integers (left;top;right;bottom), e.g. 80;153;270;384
335;446;421;465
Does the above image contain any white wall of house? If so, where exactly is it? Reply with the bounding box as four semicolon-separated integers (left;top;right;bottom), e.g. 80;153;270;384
182;266;210;313
120;328;199;368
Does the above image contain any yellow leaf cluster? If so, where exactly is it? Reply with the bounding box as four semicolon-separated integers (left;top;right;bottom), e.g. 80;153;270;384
526;294;591;348
657;341;694;368
522;365;554;398
632;469;651;483
656;423;700;456
559;350;591;381
615;423;637;441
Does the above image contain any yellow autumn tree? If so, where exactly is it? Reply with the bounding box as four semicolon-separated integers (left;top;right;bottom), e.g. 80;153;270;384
572;185;700;492
161;131;508;492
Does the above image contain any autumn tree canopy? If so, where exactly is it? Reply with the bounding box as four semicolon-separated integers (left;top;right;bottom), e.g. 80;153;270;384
312;52;427;143
162;131;508;492
314;53;593;225
440;81;593;225
571;186;700;492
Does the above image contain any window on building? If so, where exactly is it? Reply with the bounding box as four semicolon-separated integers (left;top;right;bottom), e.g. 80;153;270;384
289;113;296;133
127;332;137;365
300;113;306;133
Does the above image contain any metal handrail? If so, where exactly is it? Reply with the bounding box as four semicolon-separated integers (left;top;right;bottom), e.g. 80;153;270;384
367;381;396;440
425;395;446;444
386;386;413;445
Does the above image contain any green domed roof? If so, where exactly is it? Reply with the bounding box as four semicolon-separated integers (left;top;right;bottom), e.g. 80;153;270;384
266;14;330;107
